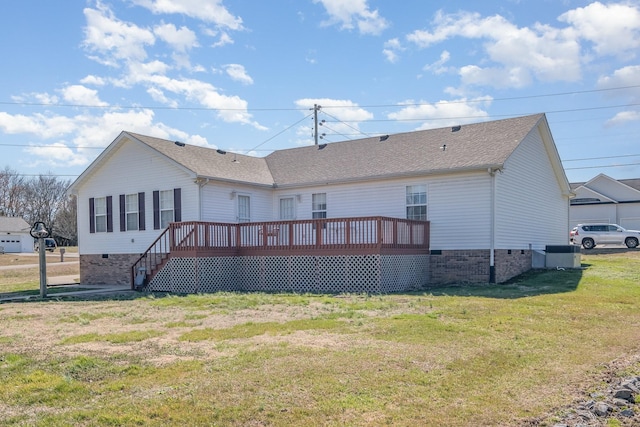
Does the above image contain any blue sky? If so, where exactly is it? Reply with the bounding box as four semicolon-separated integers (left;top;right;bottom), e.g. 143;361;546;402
1;0;640;183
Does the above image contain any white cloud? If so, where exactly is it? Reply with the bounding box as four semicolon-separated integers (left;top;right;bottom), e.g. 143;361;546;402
25;143;90;168
147;87;178;107
387;97;493;130
605;110;640;126
224;64;253;85
459;65;532;89
80;75;107;86
0;112;76;137
153;22;198;52
11;92;59;105
205;29;234;48
423;50;451;75
60;85;109;107
0;107;216;169
597;65;640;98
406;10;582;88
82;5;155;66
597;65;640;125
131;0;243;30
383;38;403;63
559;2;640;58
136;75;264;128
313;0;389;35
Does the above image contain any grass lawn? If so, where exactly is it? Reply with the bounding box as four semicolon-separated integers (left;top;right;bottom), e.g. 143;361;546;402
0;250;639;426
0;250;79;294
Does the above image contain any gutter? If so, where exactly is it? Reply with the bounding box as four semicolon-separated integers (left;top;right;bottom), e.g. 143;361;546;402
273;164;505;190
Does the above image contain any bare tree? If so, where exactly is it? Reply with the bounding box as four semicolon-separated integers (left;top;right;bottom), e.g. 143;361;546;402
0;166;28;217
1;168;77;244
22;173;71;230
54;194;78;245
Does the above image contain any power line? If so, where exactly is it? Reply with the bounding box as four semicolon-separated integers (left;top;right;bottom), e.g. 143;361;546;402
1;84;639;112
562;154;640;163
245;112;313;153
320;109;371;139
3;140;640;166
565;162;640;170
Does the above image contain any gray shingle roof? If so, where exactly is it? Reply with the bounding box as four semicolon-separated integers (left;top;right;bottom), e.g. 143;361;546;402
619;178;640;192
0;216;31;233
127;113;546;188
127;133;275;186
266;113;545;187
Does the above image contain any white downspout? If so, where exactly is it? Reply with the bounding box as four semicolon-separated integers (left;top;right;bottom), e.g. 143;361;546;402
489;168;497;283
196;178;210;221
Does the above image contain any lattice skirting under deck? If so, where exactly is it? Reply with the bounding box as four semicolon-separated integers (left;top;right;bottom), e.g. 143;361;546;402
148;254;429;294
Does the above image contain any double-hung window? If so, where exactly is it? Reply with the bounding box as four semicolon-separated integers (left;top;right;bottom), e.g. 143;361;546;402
159;190;174;229
90;196;112;233
312;193;327;219
406;185;427;221
153;188;181;230
94;197;107;232
125;194;139;231
120;192;145;232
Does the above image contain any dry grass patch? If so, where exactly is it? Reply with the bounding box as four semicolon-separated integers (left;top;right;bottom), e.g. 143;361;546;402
0;251;639;426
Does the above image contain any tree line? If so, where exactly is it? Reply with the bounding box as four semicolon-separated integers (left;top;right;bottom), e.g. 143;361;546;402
0;166;77;245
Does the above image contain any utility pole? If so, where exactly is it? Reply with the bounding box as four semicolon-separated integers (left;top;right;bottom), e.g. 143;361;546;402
312;104;321;145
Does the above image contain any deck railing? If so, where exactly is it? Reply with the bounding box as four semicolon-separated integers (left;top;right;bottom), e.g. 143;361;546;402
131;216;429;288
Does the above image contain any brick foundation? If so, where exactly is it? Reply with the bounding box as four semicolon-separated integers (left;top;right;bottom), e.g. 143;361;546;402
429;250;490;284
80;254;141;286
494;249;532;283
428;249;532;285
80;249;532;290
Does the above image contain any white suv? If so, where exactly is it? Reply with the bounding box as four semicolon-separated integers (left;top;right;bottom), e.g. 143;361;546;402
570;223;640;249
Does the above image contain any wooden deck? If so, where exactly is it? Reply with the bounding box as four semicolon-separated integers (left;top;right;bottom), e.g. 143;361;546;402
131;216;429;288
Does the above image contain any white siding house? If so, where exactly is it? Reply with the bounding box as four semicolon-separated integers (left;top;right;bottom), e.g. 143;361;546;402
69;113;572;289
570;174;640;230
0;216;33;253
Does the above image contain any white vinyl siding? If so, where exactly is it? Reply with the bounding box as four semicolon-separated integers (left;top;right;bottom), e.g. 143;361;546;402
570;204;615;229
76;139;197;255
428;175;492;250
200;183;273;224
75;122;570;256
584;175;640;202
495;127;569;249
275;173;491;250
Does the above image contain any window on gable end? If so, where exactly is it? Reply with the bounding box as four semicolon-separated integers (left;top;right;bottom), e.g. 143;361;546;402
120;193;140;231
93;197;109;232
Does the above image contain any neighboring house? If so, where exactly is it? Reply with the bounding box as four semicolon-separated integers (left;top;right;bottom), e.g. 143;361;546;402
570;174;640;230
0;216;33;253
68;113;572;292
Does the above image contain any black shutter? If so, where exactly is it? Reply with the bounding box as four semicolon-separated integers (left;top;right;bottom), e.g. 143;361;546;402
174;188;182;222
138;192;145;230
106;196;113;233
89;198;95;233
119;194;126;232
153;190;160;230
